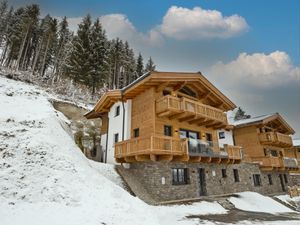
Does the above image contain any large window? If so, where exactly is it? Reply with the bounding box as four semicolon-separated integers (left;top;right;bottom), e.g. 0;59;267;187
164;125;172;136
115;105;120;117
172;168;188;185
270;150;278;157
253;174;262;186
233;169;240;182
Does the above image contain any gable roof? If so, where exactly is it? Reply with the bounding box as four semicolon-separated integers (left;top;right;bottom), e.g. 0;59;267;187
85;71;236;118
233;113;295;135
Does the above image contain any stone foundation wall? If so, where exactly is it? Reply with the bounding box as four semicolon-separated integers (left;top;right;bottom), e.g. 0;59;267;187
125;162;290;202
289;173;300;186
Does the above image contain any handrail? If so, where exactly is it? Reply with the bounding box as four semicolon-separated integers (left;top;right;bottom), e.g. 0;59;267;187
156;95;228;124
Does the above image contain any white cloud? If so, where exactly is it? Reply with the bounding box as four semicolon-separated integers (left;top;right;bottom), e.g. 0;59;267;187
208;51;300;88
99;14;163;47
158;6;249;40
67;17;83;32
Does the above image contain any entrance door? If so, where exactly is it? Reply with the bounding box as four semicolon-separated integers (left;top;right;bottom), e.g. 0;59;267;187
198;168;207;196
279;174;286;192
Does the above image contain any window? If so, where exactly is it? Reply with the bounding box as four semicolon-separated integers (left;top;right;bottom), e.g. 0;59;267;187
221;169;227;178
163;90;171;96
233;169;240;182
172;168;188;185
133;128;139;138
270;150;278;157
114;133;119;144
179;86;197;98
283;174;288;183
206;133;213;147
164;125;172;136
115;105;120;117
253;174;262;186
264;148;269;156
219;132;225;139
268;174;273;185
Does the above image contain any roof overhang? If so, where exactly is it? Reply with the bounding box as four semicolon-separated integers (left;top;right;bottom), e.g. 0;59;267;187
235;113;295;135
85;71;237;118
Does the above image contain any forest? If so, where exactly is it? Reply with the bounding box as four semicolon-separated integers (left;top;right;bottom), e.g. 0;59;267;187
0;1;156;95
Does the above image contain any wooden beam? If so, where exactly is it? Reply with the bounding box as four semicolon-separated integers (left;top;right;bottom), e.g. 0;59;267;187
199;92;210;100
135;155;150;162
173;81;187;92
206;122;223;128
188;117;206;124
156;82;169;92
179;114;197;122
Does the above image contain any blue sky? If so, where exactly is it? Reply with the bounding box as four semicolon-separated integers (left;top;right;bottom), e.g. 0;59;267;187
9;0;300;138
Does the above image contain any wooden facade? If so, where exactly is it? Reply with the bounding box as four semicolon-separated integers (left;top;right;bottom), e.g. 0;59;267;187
88;71;243;164
233;113;298;172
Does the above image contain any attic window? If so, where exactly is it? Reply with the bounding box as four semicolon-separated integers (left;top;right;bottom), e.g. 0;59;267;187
179;86;197;98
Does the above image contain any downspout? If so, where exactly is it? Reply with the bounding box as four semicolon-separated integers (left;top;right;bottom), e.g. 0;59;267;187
105;116;109;164
121;90;125;141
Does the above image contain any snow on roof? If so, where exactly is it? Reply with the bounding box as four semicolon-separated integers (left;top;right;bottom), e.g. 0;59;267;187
232;113;277;126
293;139;300;147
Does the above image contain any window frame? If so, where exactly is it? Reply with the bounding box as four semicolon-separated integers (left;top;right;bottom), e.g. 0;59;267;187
253;174;262;186
233;169;240;182
133;128;139;138
115;105;120;117
172;168;189;185
164;125;173;137
283;174;288;183
114;133;119;144
218;132;225;139
221;169;227;178
267;174;273;185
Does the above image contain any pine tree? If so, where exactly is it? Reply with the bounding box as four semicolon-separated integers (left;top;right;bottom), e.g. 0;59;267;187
234;107;251;121
53;16;71;76
67;14;92;84
136;53;144;78
145;56;155;72
89;18;108;94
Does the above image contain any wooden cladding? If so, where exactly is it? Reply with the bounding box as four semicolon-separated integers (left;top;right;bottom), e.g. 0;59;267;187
258;132;293;147
156;95;228;128
114;135;242;163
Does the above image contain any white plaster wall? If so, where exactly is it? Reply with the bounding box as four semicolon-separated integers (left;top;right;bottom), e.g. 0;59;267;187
217;129;234;148
100;134;107;153
106;100;132;164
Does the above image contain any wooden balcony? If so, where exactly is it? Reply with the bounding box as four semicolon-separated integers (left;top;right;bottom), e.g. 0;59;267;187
259;132;293;147
156;95;228;128
115;136;242;164
115;136;188;163
252;156;284;171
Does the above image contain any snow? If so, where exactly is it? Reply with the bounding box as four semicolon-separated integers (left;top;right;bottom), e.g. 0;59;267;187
229;192;294;214
276;194;300;209
232;114;276;126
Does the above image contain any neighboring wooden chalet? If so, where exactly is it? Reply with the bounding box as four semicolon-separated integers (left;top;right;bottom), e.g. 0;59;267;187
233;113;299;173
86;71;243;165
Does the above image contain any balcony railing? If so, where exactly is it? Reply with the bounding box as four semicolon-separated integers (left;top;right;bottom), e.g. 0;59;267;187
258;132;293;147
252;156;283;169
156;95;228;127
187;139;242;160
283;157;299;168
115;136;188;159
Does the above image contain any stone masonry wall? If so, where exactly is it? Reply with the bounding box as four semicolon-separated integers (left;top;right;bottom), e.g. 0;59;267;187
126;162;290;202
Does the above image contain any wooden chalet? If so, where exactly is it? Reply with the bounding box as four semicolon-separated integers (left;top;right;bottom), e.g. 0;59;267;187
233;113;298;172
86;71;243;164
